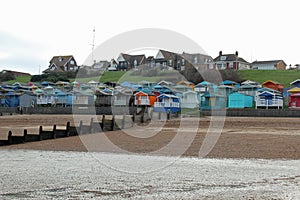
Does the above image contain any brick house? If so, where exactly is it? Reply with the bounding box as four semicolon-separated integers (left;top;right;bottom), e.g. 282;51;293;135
212;51;250;70
251;60;287;70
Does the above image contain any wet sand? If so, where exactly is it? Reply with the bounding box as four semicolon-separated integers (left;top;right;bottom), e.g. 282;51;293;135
1;115;300;159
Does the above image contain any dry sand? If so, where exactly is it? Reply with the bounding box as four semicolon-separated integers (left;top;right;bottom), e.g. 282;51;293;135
1;114;300;159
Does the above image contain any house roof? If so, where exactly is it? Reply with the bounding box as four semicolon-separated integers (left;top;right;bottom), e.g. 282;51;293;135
0;70;31;76
213;54;249;63
251;60;286;66
181;52;213;64
156;49;179;60
49;55;75;67
119;53;146;65
262;80;283;86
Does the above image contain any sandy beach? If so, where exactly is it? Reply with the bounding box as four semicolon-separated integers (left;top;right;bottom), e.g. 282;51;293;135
1;114;300;159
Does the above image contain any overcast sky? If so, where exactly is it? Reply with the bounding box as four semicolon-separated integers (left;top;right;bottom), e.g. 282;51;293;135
0;0;299;74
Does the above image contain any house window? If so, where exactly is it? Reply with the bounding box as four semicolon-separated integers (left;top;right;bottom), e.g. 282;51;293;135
182;59;185;65
58;57;63;62
70;60;74;65
169;59;172;66
134;60;137;68
194;57;198;64
220;56;227;61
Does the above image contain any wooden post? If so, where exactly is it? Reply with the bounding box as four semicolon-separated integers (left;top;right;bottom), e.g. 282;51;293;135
122;114;125;129
90;118;94;133
132;112;136;123
158;112;161;120
66;122;70;137
167;110;171;121
39;126;43;141
53;125;56;139
23;129;28;143
79;120;83;134
101;115;105;130
111;115;115;131
8;131;12;145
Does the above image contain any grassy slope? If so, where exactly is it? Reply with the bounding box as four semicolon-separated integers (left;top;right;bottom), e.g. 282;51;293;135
6;70;300;88
4;76;31;84
237;70;300;87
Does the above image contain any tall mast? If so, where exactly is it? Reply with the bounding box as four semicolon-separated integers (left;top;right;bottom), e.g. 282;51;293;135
91;27;96;66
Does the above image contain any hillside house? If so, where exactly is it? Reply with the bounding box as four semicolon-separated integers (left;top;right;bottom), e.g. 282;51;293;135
251;60;286;70
212;51;250;70
43;55;78;73
181;52;213;70
116;53;146;71
155;49;193;71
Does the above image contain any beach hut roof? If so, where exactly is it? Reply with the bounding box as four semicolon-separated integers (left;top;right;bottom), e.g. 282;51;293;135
88;80;98;84
220;80;239;85
44;85;53;90
287;87;300;93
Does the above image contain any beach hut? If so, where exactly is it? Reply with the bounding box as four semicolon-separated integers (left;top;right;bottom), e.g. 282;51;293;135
95;90;113;106
19;94;36;108
220;80;240;89
238;84;260;97
113;90;132;106
172;85;192;93
157;80;175;87
200;92;226;110
218;85;235;96
288;87;300;108
241;80;261;87
290;79;300;88
255;88;283;109
176;80;195;90
262;80;284;93
154;94;180;113
228;92;253;109
194;81;217;93
37;94;55;106
134;91;156;107
181;91;199;109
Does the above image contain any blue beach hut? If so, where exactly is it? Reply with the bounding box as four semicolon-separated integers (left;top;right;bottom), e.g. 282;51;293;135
228;92;253;108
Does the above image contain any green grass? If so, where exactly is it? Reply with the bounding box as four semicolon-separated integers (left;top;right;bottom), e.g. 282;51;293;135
70;76;102;83
4;76;31;84
237;70;300;87
98;71;180;83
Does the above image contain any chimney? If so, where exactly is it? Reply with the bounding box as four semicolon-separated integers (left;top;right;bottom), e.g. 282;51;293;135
219;51;222;56
235;51;238;57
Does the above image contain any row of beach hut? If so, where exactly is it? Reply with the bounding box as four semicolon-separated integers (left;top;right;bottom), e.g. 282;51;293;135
1;79;300;112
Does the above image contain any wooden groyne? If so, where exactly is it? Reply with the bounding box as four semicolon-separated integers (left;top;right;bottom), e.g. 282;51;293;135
0;115;134;147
